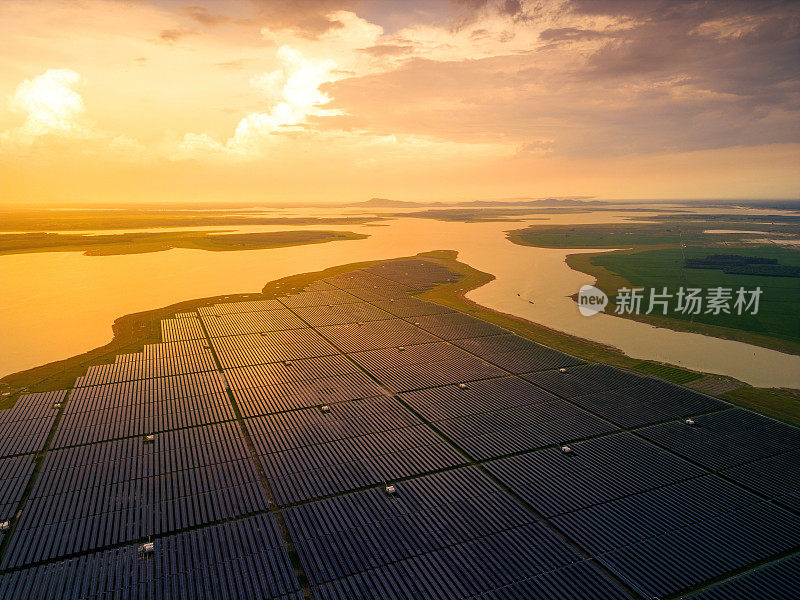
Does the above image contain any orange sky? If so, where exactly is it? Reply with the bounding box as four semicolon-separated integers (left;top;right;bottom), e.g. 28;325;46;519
1;0;798;204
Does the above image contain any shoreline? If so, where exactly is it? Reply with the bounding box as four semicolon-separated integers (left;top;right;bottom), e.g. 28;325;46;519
564;248;800;357
2;250;799;425
0;230;368;257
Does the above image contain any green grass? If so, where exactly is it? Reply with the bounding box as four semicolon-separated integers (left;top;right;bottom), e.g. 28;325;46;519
0;230;367;256
721;386;800;426
592;245;800;346
507;218;800;248
631;361;704;383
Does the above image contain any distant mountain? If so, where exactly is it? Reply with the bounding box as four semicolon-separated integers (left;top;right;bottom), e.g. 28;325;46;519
348;196;605;208
349;198;427;208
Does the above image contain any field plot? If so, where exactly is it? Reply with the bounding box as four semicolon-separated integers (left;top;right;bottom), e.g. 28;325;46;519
248;397;467;505
0;514;302;600
348;342;507;392
2;421;268;568
210;328;340;368
1;257;799;598
0;390;65;458
201;309;307;338
53;372;233;447
404;381;617;460
284;467;627;599
453;334;585;372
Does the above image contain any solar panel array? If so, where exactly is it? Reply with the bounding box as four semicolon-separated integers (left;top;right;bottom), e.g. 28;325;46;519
1;257;798;599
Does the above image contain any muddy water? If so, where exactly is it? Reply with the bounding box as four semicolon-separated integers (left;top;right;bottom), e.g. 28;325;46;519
2;211;800;388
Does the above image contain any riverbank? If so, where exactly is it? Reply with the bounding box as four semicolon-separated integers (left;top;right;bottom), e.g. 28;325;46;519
2;250;798;425
0;230;368;257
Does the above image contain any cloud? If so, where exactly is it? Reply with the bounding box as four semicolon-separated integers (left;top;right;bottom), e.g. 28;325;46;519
177;44;342;156
3;69;88;144
159;28;196;43
360;44;413;57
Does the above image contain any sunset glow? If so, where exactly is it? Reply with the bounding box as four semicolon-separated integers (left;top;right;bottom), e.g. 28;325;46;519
1;0;799;204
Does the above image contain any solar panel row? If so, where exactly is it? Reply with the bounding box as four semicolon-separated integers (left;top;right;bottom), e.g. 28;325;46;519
292;302;394;327
64;372;226;413
1;257;798;599
284;468;537;585
197;298;285;315
685;553;800;600
160;316;205;342
258;424;468;505
0;455;35;522
452;335;584;373
201;309;307;338
0;391;65;458
0;514;302;600
52;392;233;447
210;329;339;369
76;352;217;387
2;422;269;568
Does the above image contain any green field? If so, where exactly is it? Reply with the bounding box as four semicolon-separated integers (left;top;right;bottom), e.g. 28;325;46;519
590;245;800;347
507;217;800;248
0;230;367;256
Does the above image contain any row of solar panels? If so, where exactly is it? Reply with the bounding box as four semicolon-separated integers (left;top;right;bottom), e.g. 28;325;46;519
1;260;798;599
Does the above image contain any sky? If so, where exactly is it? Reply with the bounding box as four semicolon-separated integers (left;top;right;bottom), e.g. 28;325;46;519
0;0;798;204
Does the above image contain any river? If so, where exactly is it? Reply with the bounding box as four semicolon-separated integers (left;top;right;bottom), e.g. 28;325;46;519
2;208;800;388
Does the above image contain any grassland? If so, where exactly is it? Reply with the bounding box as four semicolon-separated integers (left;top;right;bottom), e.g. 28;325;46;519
3;249;798;426
506;217;800;248
0;208;381;231
509;217;800;355
0;230;367;257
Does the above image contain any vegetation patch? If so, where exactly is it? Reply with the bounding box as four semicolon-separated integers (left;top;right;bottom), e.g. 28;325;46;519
0;230;367;256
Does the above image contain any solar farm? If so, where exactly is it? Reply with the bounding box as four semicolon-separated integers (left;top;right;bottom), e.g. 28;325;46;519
0;257;798;599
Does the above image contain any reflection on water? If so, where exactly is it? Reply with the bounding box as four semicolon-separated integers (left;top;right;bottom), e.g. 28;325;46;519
2;211;800;388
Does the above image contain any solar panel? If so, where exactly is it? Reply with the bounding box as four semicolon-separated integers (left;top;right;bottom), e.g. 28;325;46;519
310;523;582;599
0;390;65;458
292;302;394;327
720;449;800;500
197;298;285;315
567;381;727;428
316;319;440;353
484;433;705;518
160;315;205;342
3;421;268;568
400;377;559;421
0;455;35;522
598;502;800;599
434;400;619;460
468;561;630;600
0;514;302;600
210;329;340;369
253;423;467;505
453;335;584;373
372;297;454;317
551;475;762;555
348;342;507;392
408;313;509;340
201;308;307;337
284;468;538;586
637;408;800;470
277;289;359;308
684;554;800;600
